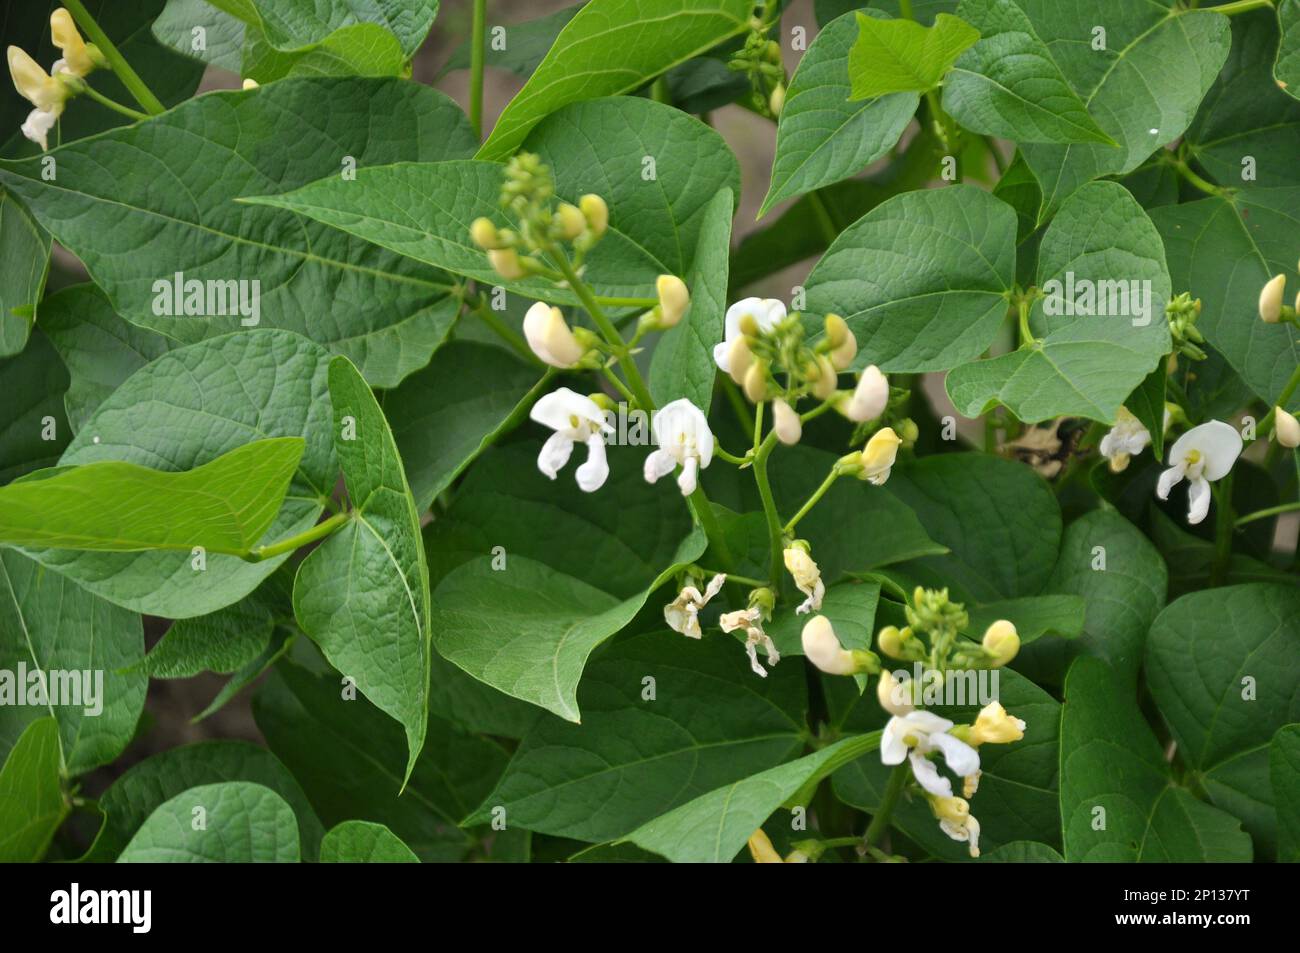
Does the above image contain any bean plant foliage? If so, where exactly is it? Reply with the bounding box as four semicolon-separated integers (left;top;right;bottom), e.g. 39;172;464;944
0;0;1298;867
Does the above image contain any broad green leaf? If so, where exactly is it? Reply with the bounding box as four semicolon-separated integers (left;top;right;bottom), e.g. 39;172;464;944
0;189;48;356
38;285;171;434
152;0;246;72
847;11;978;98
1060;657;1251;862
0;549;145;776
320;820;420;862
649;188;732;411
0;437;302;553
441;4;582;77
1185;10;1300;189
0;330;69;484
761;10;918;214
804;185;1017;373
882;453;1061;603
768;581;880;661
623;733;880;863
118;781;300;862
1272;724;1300;861
466;631;808;842
1146;584;1300;860
381;342;548;512
84;739;323;861
1276;0;1300;100
294;357;431;781
946;180;1172;423
966;595;1083;645
477;0;753;160
0;718;65;862
207;0;437;55
192;626;292;722
241;22;408;81
942;0;1115;146
426;649;543;741
980;840;1064;862
1126;363;1167;463
818;0;958;26
0;79;477;388
254;663;507;862
1151;189;1300;411
23;329;336;619
1017;2;1230;220
663;52;751;113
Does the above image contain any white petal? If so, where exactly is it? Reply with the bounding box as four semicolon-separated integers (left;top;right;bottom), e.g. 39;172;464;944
21;108;57;150
531;387;603;433
575;433;610;492
713;339;732;374
1193;420;1243;480
703;573;727;601
929;731;981;778
536;431;575;480
909;751;953;797
643;448;676;484
1186;475;1212;525
1155;463;1185;501
745;640;767;678
903;710;955;735
676;456;699;496
880;717;909;765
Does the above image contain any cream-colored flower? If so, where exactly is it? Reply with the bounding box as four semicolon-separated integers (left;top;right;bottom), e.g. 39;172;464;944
857;427;901;485
825;313;856;370
927;794;981;858
1099;407;1151;473
981;620;1020;668
523;302;584;368
876;668;915;716
968;701;1026;745
656;275;689;328
747;829;782;863
720;607;780;678
50;9;99;77
801;615;876;676
772;398;802;445
783;544;823;614
664;573;725;639
1274;407;1300;449
843;366;888;422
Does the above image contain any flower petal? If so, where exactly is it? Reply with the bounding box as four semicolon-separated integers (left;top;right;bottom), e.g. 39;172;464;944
1194;420;1243;480
909;751;953;797
643;448;676;484
929;731;981;778
536;431;574;480
575;432;610;492
1186;475;1212;525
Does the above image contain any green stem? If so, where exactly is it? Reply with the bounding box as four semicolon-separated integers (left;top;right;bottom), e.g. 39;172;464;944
800;400;836;425
62;0;165;115
469;0;487;138
784;467;840;535
77;83;148;120
925;88;960;181
1210;470;1235;586
862;762;909;853
752;431;785;587
701;569;767;588
472;296;541;366
1257;363;1300;434
689;485;734;568
1166;153;1226;197
244;511;350;563
600;364;638;405
594;295;657;309
806;190;838;245
1211;0;1274;15
1236;500;1300;527
722;376;755;435
1016;297;1036;346
714;445;751;466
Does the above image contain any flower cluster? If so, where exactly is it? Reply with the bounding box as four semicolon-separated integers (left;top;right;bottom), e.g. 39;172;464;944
7;8;105;149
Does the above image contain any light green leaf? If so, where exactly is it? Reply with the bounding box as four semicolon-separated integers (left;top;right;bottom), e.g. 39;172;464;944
1060;657;1251;862
0;330;69;484
0;549;145;776
946;180;1172;423
22;330;336;619
0;189;49;356
649;189;732;411
207;0;437;56
966;595;1084;645
0;438;303;553
38;285;171;435
467;631;808;842
118;781;300;862
152;0;246;71
1151;189;1300;411
84;739;323;861
0;79;476;388
1272;724;1300;861
819;0;958;26
382;342;548;512
477;0;753;160
320;820;420;862
623;733;880;863
847;11;978;98
1018;2;1230;220
942;0;1115;146
1277;0;1300;100
0;718;66;862
1146;584;1300;860
761;10;918;214
804;185;1017;372
294;357;431;781
441;4;582;77
241;22;408;81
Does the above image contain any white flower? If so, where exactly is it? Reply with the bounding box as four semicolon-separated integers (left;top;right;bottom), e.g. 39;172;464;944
664;573;725;639
844;366;889;422
1099;407;1151;473
772;398;801;445
857;427;902;485
714;298;785;373
928;795;981;858
1156;420;1242;525
523;301;584;368
881;710;980;799
529;388;613;492
720;607;780;678
783;545;824;614
644;398;714;496
1259;274;1285;323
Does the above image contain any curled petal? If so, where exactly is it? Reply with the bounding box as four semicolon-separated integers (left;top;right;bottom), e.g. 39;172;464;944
575;433;609;492
536;431;575;480
1186;475;1212;525
676;456;699;496
1155;463;1184;501
643;448;676;484
909;751;953;798
928;731;981;779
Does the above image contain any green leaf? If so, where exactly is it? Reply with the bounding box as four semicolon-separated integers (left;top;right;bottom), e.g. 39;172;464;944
38;285;171;435
320;820;420;862
118;781;300;862
1272;724;1300;861
946;180;1172;423
0;189;49;356
1145;584;1300;860
22;330;336;619
476;0;753;160
466;631;808;842
0;718;66;862
382;342;548;512
0;549;145;776
819;0;958;27
294;357;431;781
152;0;245;70
441;5;582;78
1185;10;1300;189
767;582;880;693
1126;363;1167;463
0;79;477;388
1276;0;1300;100
980;840;1064;862
1018;3;1230;220
942;0;1115;146
0;437;303;553
804;185;1017;373
192;626;292;723
761;11;918;214
623;733;880;863
254;663;507;862
207;0;437;56
966;595;1084;645
0;330;69;484
84;739;323;861
847;11;978;98
649;189;732;411
1151;189;1300;411
241;22;409;82
1060;657;1251;862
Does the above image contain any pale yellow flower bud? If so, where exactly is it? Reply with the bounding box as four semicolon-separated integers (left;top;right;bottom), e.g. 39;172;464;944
241;78;259;90
929;794;969;825
876;625;907;660
858;427;901;485
747;829;782;864
1259;274;1285;323
772;398;801;445
981;619;1020;667
488;247;525;280
50;9;98;77
968;701;1026;745
727;334;754;385
579;193;608;238
656;275;689;328
876;668;914;716
768;82;785;117
470;217;500;249
1275;407;1300;448
825;313;856;370
808;354;837;400
522;301;584;367
737;312;762;338
843;365;888;422
556;202;586;241
801;615;856;675
743;360;769;403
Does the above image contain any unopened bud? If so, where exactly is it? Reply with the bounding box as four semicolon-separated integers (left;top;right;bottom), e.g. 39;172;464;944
470;217;500;249
523;301;584;367
876;668;914;716
744;360;769;403
801;615;877;676
768;83;785;117
772;398;802;445
1275;407;1300;448
808;354;837;400
843;365;888;422
579;193;608;238
556;202;587;241
738;312;762;338
1259;274;1285;323
656;275;689;328
824;313;856;370
747;829;783;864
728;335;755;385
981;619;1020;667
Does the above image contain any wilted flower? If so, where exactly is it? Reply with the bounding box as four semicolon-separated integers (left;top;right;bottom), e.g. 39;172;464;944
1098;407;1151;473
664;573;725;639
